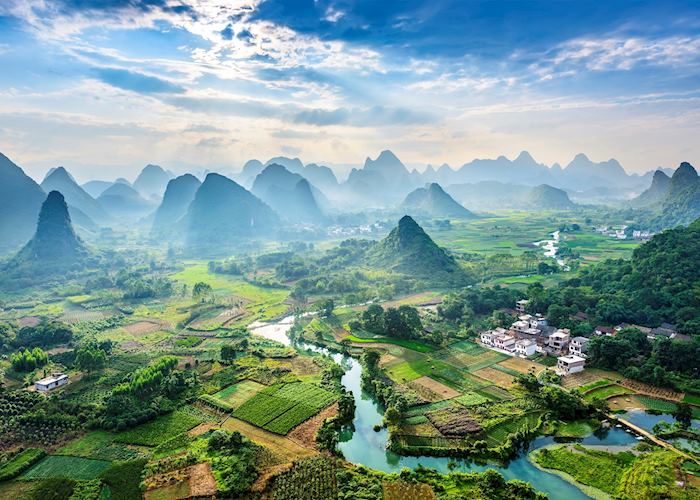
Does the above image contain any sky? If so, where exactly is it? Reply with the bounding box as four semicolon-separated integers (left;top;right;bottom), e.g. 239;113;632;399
1;0;699;182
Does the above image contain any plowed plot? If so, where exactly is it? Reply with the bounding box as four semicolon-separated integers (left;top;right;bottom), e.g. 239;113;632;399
222;418;315;463
427;407;482;436
188;462;217;497
560;370;605;389
473;367;516;388
498;357;544;375
621;379;684;401
124;320;167;336
410;376;460;401
449;350;508;372
383;481;437;500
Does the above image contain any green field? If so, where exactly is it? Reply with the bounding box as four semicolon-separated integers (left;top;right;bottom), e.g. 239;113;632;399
635;396;679;413
58;431;142;461
213;380;266;408
114;410;201;446
583;384;634;401
22;456;111;480
345;335;434;352
233;382;336;434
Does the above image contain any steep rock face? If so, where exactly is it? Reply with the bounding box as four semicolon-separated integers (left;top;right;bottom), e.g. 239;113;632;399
0;152;46;254
401;183;476;218
527;184;575;209
252;164;325;223
41;167;110;224
13;191;88;268
185;173;280;252
367;215;469;285
151;174;201;236
651;162;700;228
133;164;172;198
631;170;671;207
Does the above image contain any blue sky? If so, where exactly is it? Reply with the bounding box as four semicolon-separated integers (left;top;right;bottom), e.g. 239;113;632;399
0;0;699;181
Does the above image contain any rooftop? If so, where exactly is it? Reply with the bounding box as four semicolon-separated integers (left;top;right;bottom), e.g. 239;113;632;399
35;373;68;386
558;355;586;363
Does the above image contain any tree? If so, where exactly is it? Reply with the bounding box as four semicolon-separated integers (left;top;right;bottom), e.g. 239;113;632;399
317;298;335;317
221;345;237;362
361;304;385;334
192;282;213;300
384;406;400;426
75;345;107;374
673;402;692;430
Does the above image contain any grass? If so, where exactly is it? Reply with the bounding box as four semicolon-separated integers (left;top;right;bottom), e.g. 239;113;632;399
583;384;634;401
555;420;596;438
114;410;201;446
579;379;613;393
100;459;148;500
0;449;45;481
683;393;700;406
58;431;142;461
213;380;266;408
22;455;111;480
345;335;434;352
532;444;636;496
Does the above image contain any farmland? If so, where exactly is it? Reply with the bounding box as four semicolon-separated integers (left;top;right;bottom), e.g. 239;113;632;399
114;411;202;446
22;455;111;480
233;382;337;435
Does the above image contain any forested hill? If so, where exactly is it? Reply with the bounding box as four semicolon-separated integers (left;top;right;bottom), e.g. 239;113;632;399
542;216;700;333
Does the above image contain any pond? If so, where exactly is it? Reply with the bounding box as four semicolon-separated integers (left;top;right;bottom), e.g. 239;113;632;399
250;316;640;499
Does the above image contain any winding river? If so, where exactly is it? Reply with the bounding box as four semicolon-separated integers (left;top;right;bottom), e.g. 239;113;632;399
250;316;639;499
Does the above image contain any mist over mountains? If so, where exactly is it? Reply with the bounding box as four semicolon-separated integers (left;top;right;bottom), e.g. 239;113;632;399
0;147;693;256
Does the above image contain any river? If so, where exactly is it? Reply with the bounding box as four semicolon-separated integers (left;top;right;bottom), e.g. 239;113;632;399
534;230;570;270
249;315;639;499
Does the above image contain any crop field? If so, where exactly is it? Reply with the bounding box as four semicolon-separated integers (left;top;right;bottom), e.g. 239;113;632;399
22;455;111;480
114;410;202;446
483;411;543;446
233;382;336;435
454;391;490;407
477;385;514;401
472;367;516;388
213;380;266;408
583;384;634;401
684;394;700;406
383;480;436;500
345;335;434;352
497;357;545;375
443;349;509;373
409;376;461;401
58;431;142;461
634;396;678;413
222;418;316;463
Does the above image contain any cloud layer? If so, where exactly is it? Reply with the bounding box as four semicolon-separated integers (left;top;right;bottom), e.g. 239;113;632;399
0;0;699;180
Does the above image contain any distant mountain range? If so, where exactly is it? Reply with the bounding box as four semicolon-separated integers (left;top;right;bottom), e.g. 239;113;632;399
251;164;326;223
401;183;476;218
41;167;111;224
446;182;574;210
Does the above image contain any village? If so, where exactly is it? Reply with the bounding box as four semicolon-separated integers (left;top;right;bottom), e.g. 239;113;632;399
478;299;690;377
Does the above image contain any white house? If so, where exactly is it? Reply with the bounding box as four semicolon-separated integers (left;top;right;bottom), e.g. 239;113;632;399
569;337;589;358
35;373;69;392
548;329;571;353
514;339;537;357
556;355;586;375
480;331;496;346
493;333;516;352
